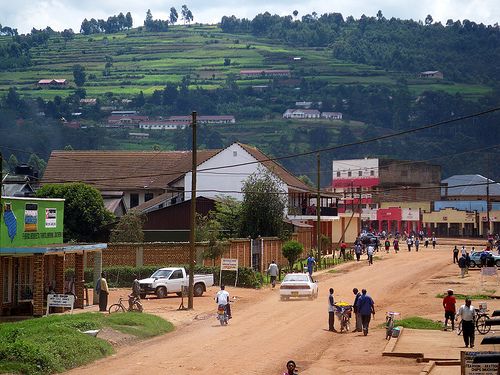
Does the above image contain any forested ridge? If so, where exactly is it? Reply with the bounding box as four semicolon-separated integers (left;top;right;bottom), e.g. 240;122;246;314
221;11;500;84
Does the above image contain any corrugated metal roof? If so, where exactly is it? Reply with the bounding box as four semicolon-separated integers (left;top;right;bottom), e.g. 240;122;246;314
441;174;500;197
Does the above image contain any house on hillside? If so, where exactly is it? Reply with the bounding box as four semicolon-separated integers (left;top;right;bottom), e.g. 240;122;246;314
139;121;185;130
106;115;149;128
37;79;67;87
283;109;321;119
321;112;343;120
419;71;444;79
167;115;236;125
240;70;291;78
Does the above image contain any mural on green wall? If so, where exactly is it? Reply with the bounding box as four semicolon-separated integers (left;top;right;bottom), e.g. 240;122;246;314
0;198;64;247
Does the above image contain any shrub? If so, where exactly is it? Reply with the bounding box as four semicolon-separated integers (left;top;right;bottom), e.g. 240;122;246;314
67;265;261;289
282;240;304;270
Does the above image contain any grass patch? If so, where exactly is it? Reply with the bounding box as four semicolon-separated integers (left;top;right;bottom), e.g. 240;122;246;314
0;312;173;374
435;293;492;300
393;316;443;330
327;269;342;274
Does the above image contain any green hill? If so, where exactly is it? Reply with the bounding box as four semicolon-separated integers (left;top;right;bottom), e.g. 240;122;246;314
0;25;491;100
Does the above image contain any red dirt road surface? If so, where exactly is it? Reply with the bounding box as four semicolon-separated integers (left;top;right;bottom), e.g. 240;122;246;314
65;242;493;375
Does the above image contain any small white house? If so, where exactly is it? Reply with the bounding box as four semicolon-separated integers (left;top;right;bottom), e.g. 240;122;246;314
283;109;321;119
321;112;343;120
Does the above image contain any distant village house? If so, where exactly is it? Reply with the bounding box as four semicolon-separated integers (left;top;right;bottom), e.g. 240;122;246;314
321;112;343;120
419;71;444;79
37;79;67;87
240;69;291;78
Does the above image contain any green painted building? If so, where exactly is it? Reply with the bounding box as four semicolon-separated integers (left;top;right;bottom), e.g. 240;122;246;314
1;197;64;248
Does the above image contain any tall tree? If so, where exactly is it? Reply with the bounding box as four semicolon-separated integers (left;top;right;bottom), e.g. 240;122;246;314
36;183;114;241
170;7;178;25
239;168;287;238
181;5;193;25
110;211;146;242
125;12;133;28
72;64;86;87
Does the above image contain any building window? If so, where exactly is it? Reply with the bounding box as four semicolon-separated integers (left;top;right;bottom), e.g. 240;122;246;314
145;193;154;202
336;171;341;177
348;171;352;177
130;193;139;208
358;171;362;176
370;170;375;176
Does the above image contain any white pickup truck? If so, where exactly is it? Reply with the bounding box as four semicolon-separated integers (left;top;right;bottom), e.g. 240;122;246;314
139;267;214;298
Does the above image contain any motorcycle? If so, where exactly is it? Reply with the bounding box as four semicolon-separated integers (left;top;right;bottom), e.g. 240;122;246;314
217;304;228;325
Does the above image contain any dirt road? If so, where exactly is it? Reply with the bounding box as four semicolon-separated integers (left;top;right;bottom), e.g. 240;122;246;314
66;244;472;375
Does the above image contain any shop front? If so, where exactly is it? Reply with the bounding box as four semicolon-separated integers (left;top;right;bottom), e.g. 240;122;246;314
1;196;106;316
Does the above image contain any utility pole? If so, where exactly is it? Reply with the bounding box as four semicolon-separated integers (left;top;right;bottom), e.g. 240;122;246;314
486;153;491;236
188;112;197;309
316;153;321;261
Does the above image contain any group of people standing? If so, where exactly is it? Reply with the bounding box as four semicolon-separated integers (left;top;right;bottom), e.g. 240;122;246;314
328;287;375;336
442;289;477;348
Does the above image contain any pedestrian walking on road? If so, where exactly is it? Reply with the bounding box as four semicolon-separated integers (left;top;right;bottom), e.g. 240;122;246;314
442;289;456;331
356;289;375;336
456;299;476;348
355;243;362;262
284;360;297;375
432;237;437;249
458;254;467;278
367;244;374;265
267;260;279;288
415;238;420;252
393;238;399;253
352;288;362;332
328;288;337;332
453;246;459;263
465;252;471;275
340;241;347;261
424;238;429;248
384;239;391;253
406;237;413;252
306;254;316;277
96;272;109;312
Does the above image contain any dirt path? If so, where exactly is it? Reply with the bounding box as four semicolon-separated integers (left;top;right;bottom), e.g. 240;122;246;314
66;243;480;375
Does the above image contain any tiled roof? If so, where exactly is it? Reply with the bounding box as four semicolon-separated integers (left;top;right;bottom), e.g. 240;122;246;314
236;143;312;192
42;150;219;191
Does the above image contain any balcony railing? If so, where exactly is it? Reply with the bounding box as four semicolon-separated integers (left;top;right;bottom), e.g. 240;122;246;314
288;205;338;217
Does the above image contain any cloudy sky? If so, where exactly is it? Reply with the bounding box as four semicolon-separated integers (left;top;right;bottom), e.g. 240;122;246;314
1;0;498;34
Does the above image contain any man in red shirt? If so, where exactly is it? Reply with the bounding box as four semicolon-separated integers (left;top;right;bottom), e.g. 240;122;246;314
340;241;347;260
443;289;457;331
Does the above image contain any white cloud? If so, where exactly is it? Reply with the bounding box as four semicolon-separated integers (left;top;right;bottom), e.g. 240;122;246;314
0;0;498;34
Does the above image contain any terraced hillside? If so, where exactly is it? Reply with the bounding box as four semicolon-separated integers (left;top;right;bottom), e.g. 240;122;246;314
0;25;490;100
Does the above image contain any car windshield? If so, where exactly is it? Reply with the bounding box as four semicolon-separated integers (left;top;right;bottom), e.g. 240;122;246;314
283;274;309;282
151;269;173;278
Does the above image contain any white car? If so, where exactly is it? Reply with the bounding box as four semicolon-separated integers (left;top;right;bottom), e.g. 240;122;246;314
279;273;318;300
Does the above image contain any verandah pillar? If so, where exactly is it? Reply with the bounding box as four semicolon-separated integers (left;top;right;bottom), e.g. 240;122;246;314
74;253;84;309
54;255;65;313
33;254;44;316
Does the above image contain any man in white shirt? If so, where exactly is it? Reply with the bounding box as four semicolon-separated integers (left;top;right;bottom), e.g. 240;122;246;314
456;298;476;348
215;285;231;318
267;260;279;288
367;245;374;265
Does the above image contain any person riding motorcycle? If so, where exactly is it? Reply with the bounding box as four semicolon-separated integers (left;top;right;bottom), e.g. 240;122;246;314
215;284;232;319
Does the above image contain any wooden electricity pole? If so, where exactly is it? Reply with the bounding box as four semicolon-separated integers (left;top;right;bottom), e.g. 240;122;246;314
188;112;197;309
316;153;321;261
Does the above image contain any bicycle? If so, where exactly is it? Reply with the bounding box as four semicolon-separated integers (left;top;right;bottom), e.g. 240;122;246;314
456;307;491;335
108;296;143;314
334;303;352;333
385;312;400;340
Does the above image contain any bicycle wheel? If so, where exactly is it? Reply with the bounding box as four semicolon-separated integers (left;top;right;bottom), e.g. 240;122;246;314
456;320;462;336
108;303;125;314
476;314;491;334
133;302;143;313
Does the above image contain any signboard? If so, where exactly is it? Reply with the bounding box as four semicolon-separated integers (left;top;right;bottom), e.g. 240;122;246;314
402;208;420;221
45;208;57;228
361;209;377;221
0;198;64;247
461;351;499;375
220;258;239;287
46;293;75;315
221;258;238;271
